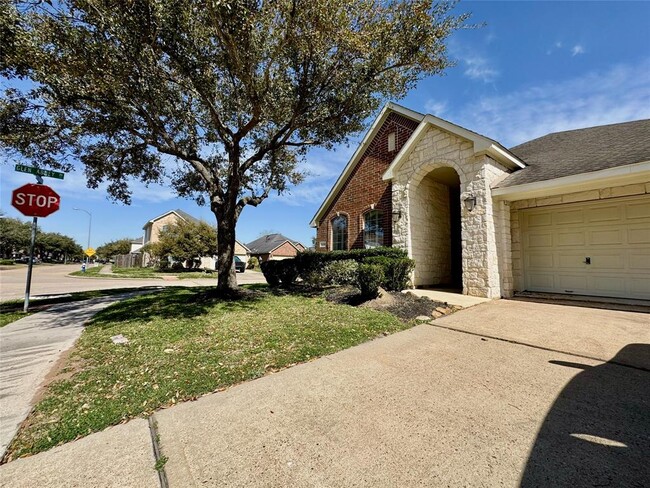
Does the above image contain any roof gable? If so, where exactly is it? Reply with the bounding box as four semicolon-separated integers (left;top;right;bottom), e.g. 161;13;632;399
143;208;200;229
382;115;525;181
246;233;303;254
309;103;425;227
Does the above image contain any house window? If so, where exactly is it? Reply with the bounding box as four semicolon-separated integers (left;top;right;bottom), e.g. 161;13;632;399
387;132;396;152
319;241;326;249
331;215;348;251
363;210;384;248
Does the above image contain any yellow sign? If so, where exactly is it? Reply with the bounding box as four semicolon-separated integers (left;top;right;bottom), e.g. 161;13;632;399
84;247;96;257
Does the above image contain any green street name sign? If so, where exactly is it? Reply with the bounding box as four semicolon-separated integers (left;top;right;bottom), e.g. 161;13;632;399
15;164;65;180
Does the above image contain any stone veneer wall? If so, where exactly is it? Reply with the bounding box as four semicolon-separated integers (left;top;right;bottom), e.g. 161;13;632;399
409;174;451;286
392;125;510;298
509;183;650;293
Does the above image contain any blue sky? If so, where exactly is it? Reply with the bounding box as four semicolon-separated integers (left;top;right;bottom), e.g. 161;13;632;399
1;1;649;249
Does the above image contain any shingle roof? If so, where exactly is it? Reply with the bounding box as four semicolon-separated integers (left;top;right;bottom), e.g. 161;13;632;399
246;234;302;254
173;209;200;224
498;119;650;187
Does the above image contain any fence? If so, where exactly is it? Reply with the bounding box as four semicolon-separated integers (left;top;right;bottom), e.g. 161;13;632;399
114;253;144;268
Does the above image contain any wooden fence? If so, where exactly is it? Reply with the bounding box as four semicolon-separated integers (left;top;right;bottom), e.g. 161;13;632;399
114;253;144;268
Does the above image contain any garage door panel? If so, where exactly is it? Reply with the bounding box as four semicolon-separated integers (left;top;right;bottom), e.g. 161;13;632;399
557;253;587;269
527;253;554;268
527;273;555;290
521;195;650;300
629;251;650;270
589;229;623;246
557;231;586;246
626;201;650;219
589;253;625;270
628;226;650;245
628;277;650;298
528;213;553;227
587;205;621;222
527;233;553;248
557;274;588;292
554;209;584;225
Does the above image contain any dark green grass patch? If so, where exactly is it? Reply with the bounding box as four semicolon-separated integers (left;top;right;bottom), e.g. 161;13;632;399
7;287;410;459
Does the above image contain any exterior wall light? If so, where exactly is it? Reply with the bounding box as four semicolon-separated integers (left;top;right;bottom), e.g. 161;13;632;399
463;196;477;212
392;209;402;223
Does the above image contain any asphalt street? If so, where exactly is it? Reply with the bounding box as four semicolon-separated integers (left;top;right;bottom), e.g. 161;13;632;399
0;264;266;301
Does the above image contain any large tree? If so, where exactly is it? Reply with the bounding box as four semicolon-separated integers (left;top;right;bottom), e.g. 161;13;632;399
0;0;467;292
95;238;133;260
146;219;218;269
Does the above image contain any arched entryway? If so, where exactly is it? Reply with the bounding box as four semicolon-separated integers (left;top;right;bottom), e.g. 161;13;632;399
409;166;462;289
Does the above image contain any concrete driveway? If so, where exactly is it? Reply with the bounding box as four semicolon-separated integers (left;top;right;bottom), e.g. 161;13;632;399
1;299;648;487
0;264;266;301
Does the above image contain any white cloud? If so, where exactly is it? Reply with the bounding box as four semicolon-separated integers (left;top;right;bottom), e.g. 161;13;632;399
555;41;563;49
463;55;499;82
454;59;650;147
571;44;585;56
424;99;448;116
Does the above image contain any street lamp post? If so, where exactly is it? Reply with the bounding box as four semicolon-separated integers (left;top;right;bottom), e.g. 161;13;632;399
73;207;92;264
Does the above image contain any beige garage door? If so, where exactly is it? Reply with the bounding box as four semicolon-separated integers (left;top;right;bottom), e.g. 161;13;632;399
520;195;650;300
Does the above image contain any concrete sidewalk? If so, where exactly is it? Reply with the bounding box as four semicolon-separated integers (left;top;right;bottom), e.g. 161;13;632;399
1;300;648;487
0;294;150;459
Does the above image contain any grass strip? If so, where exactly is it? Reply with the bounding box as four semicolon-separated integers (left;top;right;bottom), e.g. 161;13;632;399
7;286;411;458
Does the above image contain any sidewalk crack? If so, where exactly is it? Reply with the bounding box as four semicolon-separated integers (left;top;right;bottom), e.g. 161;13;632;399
148;414;169;488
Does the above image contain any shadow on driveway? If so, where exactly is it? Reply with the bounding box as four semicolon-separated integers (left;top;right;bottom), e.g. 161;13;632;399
521;344;650;487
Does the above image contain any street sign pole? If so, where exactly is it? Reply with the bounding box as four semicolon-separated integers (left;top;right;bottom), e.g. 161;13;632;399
24;216;38;313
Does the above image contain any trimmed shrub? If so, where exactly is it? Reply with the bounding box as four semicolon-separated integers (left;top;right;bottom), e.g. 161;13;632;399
364;256;415;291
277;259;299;287
247;256;259;270
357;264;384;299
295;247;407;280
321;259;359;286
260;260;281;287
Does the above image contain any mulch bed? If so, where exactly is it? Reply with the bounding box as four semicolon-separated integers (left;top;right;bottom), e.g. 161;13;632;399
323;286;459;322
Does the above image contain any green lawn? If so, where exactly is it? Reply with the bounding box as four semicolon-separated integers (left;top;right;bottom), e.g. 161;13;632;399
0;310;30;328
69;265;104;277
7;287;410;459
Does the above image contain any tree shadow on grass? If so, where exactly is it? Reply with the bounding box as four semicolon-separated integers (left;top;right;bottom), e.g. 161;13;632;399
520;344;650;487
89;286;264;327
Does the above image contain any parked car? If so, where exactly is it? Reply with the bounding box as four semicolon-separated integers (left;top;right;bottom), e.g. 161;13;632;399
234;256;245;273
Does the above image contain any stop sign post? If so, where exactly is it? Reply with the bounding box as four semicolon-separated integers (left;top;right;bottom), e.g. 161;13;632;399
11;183;61;312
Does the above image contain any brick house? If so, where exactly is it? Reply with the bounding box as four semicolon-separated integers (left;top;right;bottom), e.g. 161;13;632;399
311;103;650;300
246;234;306;263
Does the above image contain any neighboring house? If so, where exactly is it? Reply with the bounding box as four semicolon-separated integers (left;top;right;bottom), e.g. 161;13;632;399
247;234;306;262
130;237;143;253
142;209;201;246
311;102;650;300
200;240;250;270
141;208;249;268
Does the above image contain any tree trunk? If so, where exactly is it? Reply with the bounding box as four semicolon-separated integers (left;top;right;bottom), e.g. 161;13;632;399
214;207;238;293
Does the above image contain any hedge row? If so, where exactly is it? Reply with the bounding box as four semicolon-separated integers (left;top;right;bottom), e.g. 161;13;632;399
261;247;414;296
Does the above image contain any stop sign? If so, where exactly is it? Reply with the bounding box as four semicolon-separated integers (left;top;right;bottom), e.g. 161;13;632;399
11;184;61;218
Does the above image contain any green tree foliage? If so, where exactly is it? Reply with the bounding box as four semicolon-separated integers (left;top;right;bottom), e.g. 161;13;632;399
0;217;82;260
36;232;83;262
148;219;217;269
0;0;468;291
0;217;31;258
96;238;133;260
